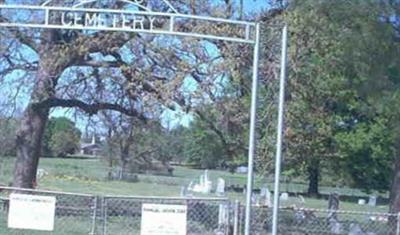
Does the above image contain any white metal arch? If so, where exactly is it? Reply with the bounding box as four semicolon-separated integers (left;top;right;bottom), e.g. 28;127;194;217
0;4;256;43
41;0;178;13
71;0;152;11
0;1;288;234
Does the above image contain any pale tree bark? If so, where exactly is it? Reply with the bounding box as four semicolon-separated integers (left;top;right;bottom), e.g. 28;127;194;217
13;44;62;187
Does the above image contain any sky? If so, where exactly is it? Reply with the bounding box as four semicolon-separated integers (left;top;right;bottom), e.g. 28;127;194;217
240;0;270;14
0;0;270;131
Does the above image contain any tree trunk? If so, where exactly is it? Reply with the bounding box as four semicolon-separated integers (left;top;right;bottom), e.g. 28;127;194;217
307;159;320;197
120;143;130;177
390;155;400;213
107;128;113;179
389;150;400;233
12;60;57;188
13;106;49;188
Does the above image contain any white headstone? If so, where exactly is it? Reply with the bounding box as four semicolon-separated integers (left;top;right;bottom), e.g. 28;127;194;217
191;170;212;194
180;186;186;197
188;181;194;191
368;196;377;207
36;169;48;179
251;194;257;205
280;193;289;201
358;199;366;205
216;178;225;196
236;166;248;174
199;174;204;187
260;187;267;196
263;188;272;207
298;195;305;204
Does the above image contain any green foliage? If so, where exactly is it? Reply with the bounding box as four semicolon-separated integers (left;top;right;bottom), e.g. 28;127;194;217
0;118;17;157
183;119;226;169
257;0;400;195
335;118;394;192
43;117;81;157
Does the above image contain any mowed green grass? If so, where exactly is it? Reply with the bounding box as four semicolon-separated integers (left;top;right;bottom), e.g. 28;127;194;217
0;156;390;212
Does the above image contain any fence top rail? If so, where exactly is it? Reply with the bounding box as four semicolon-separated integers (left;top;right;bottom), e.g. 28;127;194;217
0;186;94;198
103;194;229;201
273;206;396;217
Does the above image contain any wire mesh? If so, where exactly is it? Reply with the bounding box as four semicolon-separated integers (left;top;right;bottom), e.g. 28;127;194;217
101;196;231;235
240;205;398;235
0;187;97;235
0;186;397;235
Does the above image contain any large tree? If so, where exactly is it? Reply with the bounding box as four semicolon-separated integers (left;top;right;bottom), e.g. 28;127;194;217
0;0;238;188
255;0;400;198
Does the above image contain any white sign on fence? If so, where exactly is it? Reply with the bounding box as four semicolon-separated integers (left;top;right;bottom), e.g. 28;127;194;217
8;193;56;231
141;204;187;235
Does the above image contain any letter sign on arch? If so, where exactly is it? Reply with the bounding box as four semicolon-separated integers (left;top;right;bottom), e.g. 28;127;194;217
0;1;288;234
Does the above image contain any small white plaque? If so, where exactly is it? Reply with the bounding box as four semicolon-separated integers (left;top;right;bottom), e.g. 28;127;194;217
8;193;56;231
141;204;187;235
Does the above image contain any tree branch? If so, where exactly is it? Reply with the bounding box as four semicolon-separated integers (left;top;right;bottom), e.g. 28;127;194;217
33;98;146;120
78;60;121;68
0;15;38;52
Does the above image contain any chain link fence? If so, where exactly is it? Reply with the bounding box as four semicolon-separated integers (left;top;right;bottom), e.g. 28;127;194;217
242;205;399;235
0;186;398;235
0;186;97;235
99;196;231;235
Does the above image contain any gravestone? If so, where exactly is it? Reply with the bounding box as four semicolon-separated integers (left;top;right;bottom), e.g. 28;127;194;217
260;187;267;196
358;199;366;205
188;181;194;191
368;196;377;207
216;178;225;196
191;170;212;194
251;194;257;205
36;169;48;179
180;186;187;197
280;193;289;201
264;188;272;207
298;195;305;205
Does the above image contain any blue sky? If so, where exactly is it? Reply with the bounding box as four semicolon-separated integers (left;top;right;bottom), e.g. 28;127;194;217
240;0;270;14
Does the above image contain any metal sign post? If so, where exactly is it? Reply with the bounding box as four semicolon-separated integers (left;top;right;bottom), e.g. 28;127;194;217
272;24;288;235
0;1;287;234
244;22;260;235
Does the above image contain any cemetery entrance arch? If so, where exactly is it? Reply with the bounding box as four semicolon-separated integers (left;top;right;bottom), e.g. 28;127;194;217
0;1;287;234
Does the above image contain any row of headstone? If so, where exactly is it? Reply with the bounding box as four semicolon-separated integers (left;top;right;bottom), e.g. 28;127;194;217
182;170;227;196
245;186;308;207
358;196;376;207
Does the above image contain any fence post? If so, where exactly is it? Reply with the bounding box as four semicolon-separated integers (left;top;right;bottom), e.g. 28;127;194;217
90;196;98;235
102;197;107;235
396;212;400;235
233;200;240;235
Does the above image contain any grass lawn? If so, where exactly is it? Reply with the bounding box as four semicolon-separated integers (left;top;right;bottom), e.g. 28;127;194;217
0;156;390;212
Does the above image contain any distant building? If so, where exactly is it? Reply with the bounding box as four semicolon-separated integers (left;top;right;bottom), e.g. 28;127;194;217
80;136;101;156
